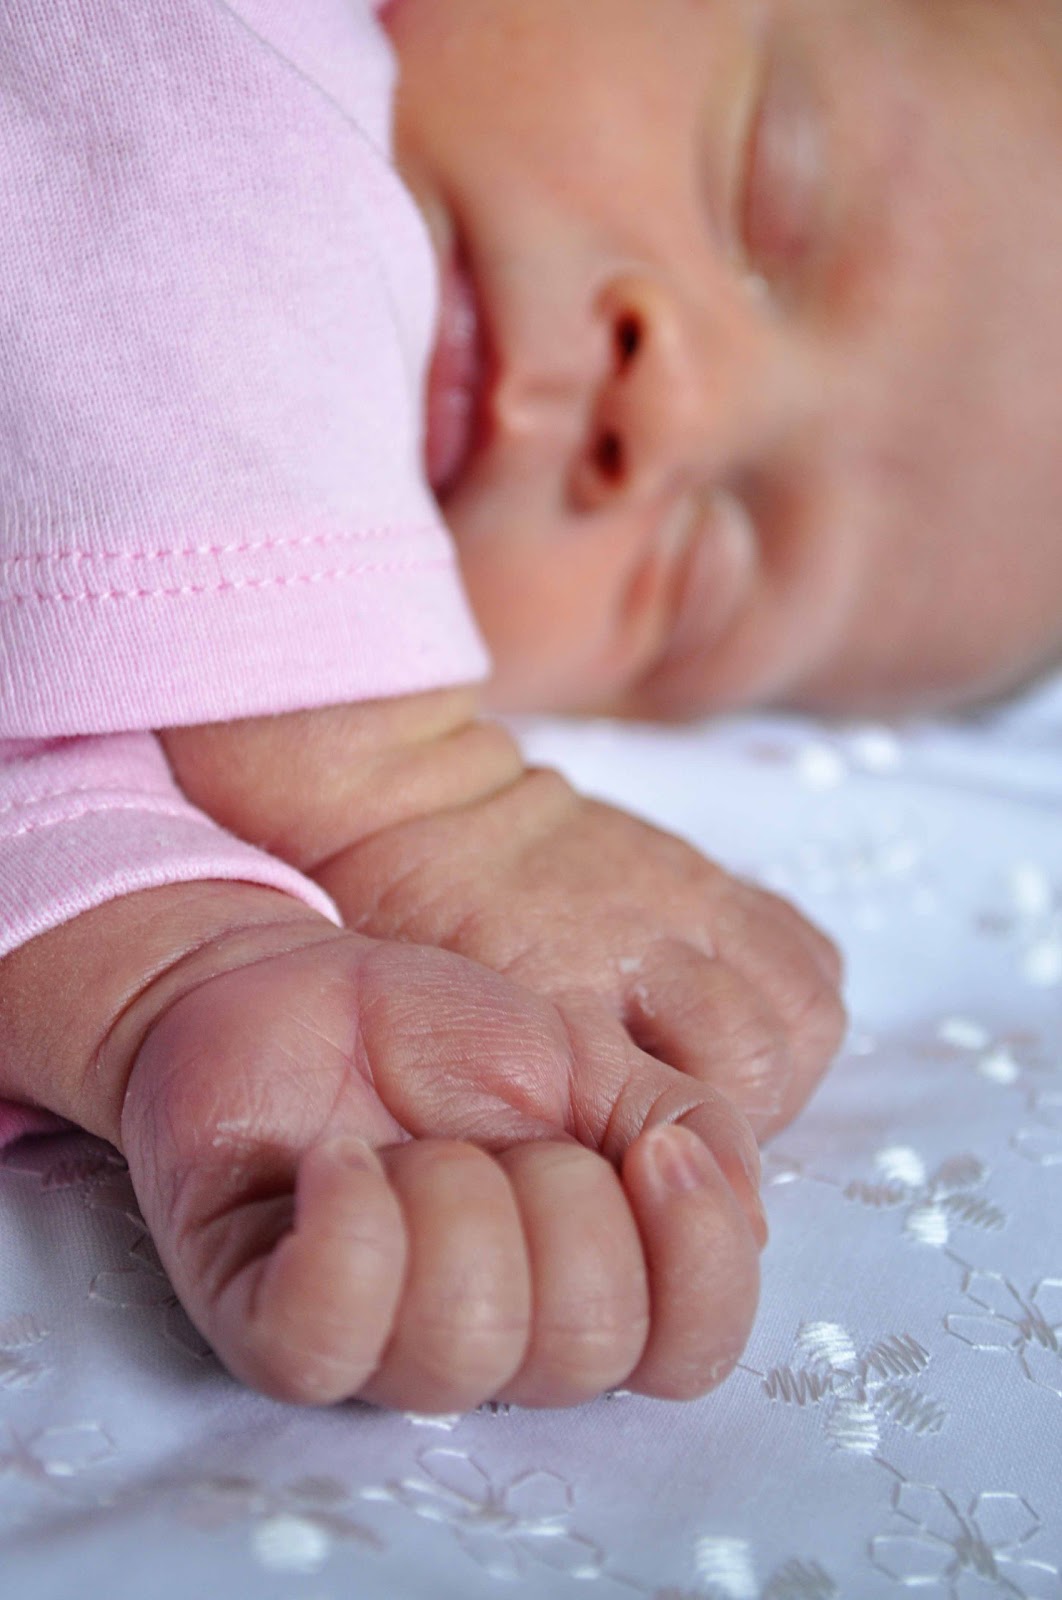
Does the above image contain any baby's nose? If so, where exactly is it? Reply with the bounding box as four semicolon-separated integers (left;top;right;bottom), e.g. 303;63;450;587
572;272;786;511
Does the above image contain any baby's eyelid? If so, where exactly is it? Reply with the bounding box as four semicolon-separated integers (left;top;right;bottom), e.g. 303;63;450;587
738;43;826;283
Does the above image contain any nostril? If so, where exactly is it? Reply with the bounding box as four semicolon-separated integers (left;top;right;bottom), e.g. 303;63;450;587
594;428;626;484
615;313;643;369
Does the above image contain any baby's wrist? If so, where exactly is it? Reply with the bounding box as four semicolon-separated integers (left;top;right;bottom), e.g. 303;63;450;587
0;883;340;1150
160;686;526;875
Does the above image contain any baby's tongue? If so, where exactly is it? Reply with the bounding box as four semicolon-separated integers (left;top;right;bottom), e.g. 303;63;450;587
425;252;483;498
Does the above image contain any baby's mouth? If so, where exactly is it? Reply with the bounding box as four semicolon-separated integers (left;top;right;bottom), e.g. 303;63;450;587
425;244;489;503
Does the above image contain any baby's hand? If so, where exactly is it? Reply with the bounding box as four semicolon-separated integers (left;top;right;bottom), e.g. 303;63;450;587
322;769;844;1139
120;926;764;1411
163;691;845;1141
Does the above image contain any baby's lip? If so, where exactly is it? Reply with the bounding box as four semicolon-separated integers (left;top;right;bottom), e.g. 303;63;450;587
425;242;491;502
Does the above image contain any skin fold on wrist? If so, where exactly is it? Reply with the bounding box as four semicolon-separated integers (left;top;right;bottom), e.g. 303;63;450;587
0;883;337;1148
159;687;527;875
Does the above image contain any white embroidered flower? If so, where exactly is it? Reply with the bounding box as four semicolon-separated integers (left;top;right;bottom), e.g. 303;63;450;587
1013;1091;1062;1168
182;1469;379;1573
754;1321;946;1457
843;1148;1005;1249
361;1448;604;1583
872;1481;1058;1597
946;1271;1062;1399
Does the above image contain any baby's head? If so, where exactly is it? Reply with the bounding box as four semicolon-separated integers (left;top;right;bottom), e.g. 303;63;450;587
385;0;1062;717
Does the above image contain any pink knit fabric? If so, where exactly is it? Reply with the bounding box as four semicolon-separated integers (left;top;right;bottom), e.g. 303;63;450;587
0;0;489;1144
0;0;487;735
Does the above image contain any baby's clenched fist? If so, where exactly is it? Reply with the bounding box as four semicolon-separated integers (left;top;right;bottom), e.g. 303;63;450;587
120;924;764;1409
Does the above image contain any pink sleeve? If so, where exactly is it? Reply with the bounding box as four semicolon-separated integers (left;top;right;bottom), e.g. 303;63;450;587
0;733;343;1147
0;0;489;739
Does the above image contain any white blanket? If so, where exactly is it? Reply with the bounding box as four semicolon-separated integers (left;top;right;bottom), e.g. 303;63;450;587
3;681;1061;1597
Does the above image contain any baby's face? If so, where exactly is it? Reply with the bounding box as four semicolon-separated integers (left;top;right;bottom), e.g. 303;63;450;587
386;0;1062;716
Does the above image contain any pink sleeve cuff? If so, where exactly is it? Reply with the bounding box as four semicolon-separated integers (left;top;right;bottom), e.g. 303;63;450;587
0;733;341;1145
0;734;341;960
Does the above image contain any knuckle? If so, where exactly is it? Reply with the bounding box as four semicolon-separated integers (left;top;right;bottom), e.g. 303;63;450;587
716;1009;789;1088
402;1139;493;1181
245;1295;380;1408
785;967;848;1065
747;881;846;990
415;1299;528;1391
540;1299;650;1389
246;1330;358;1407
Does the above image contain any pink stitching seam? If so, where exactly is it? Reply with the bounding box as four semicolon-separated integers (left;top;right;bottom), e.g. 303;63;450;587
0;524;441;569
0;555;454;605
0;783;170;824
0;796;224;846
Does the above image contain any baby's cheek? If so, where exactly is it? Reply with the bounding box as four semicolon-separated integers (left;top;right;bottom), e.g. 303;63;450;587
465;535;639;712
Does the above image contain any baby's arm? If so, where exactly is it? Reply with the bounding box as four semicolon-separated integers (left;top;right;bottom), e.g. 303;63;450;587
0;874;764;1411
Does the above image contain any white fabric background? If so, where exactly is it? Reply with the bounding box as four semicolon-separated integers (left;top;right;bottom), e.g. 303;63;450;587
2;677;1061;1598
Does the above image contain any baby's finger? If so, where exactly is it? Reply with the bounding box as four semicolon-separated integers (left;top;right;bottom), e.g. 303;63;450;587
359;1141;532;1414
623;941;794;1137
200;1138;407;1405
708;884;848;1110
493;1143;650;1407
562;1005;768;1248
621;1124;760;1399
740;879;844;986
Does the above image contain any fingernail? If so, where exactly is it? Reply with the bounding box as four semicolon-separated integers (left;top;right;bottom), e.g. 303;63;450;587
319;1137;381;1173
642;1126;769;1250
644;1124;719;1196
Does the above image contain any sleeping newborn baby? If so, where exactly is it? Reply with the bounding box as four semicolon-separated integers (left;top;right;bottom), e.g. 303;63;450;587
396;0;1062;719
1;0;1059;1414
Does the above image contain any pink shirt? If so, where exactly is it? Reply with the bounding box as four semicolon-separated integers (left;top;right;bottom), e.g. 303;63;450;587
0;0;489;1140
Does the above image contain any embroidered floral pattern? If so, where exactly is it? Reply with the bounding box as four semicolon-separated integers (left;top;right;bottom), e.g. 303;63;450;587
842;1147;1006;1248
688;1539;837;1600
86;1171;213;1360
0;1422;114;1496
1013;1091;1062;1168
745;1320;947;1455
0;1314;51;1391
872;1481;1060;1597
181;1471;381;1574
362;1448;605;1582
946;1272;1062;1399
